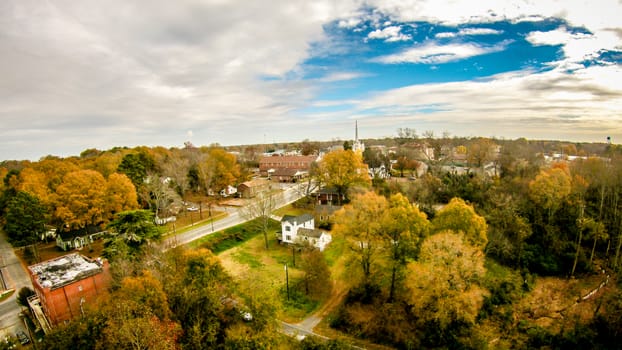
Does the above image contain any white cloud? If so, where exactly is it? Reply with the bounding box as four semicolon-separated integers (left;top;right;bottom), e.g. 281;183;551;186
527;27;620;66
0;0;362;159
435;32;456;38
353;64;622;139
459;28;503;36
435;27;503;39
367;25;412;42
368;0;621;67
374;41;510;64
1;0;620;160
318;72;366;82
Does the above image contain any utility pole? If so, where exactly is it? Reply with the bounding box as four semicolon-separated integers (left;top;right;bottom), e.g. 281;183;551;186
284;263;289;301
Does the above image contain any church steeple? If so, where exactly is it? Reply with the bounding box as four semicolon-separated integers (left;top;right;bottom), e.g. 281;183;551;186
352;120;365;153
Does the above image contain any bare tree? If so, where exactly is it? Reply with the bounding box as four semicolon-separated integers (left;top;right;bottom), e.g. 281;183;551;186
240;190;283;249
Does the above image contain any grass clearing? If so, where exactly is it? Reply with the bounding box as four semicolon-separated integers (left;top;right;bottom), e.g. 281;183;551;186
273;204;307;218
231;250;264;268
323;234;346;267
215;226;330;322
186;218;279;252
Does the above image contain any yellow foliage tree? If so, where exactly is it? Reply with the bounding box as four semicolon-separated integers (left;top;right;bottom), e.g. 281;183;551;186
16;167;52;207
319;149;370;204
382;193;429;301
432;198;488;249
334;191;387;281
54;170;107;231
528;166;572;223
406;231;487;330
105;173;139;216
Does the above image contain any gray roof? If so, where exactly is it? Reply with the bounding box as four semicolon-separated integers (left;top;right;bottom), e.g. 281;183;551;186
314;204;342;215
29;253;103;290
281;213;314;224
298;227;324;238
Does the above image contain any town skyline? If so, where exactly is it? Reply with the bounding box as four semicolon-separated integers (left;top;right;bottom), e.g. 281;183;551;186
1;0;621;161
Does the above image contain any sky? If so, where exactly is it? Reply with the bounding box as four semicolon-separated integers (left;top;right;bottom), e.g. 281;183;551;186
1;0;621;161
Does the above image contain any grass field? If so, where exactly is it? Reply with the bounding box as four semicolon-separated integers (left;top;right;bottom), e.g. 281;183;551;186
211;212;350;323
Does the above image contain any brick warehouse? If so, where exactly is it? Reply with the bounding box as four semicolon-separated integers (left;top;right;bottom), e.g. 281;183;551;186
27;253;111;326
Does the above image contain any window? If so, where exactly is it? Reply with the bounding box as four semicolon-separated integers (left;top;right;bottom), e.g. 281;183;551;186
286;235;291;241
285;226;291;231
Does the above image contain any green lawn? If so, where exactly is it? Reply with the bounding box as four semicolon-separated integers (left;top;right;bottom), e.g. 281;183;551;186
186;206;339;322
273;204;308;217
186;217;279;252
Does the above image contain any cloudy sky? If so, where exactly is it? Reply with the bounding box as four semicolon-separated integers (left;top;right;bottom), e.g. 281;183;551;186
1;0;621;160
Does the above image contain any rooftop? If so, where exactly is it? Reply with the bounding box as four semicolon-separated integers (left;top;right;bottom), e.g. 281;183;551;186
282;213;314;224
29;253;103;290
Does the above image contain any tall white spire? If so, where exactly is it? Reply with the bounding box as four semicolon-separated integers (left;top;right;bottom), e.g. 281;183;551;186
352;120;365;153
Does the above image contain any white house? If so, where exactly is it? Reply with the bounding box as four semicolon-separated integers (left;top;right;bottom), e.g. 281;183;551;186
297;228;332;252
220;185;238;197
280;214;332;251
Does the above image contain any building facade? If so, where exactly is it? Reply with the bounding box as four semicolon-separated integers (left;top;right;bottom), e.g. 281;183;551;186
27;253;111;327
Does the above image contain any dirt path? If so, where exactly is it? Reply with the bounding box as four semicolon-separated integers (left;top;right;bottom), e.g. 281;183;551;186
295;280;348;332
295;249;350;334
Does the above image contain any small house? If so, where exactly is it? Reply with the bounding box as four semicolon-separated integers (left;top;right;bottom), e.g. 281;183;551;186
279;213;332;251
237;179;270;198
297;228;332;252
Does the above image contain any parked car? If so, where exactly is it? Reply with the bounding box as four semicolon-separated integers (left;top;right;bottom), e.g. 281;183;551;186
15;331;29;345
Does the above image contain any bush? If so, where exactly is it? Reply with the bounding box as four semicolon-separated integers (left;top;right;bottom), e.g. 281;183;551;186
344;282;382;305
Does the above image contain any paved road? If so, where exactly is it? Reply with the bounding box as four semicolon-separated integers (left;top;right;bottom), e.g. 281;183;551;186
165;183;307;247
0;182;308;344
0;233;33;340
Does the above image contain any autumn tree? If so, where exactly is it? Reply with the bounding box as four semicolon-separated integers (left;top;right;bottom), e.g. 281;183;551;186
158;249;236;349
406;231;487;346
382;193;429;302
31;157;80;192
197;147;241;196
319;149;370;204
104;173;139;216
333;191;387;282
15;167;52;207
299;249;331;298
54;170;108;231
431;197;488;249
42;270;180;350
81;149;125;178
528;164;572;225
467;137;498;170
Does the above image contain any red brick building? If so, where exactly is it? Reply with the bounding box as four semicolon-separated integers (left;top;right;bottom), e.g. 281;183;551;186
28;253;111;326
259;155;319;181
